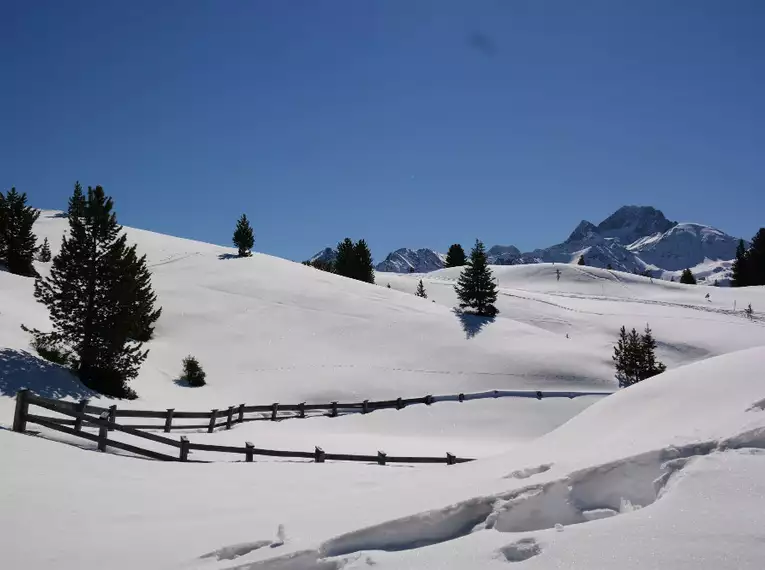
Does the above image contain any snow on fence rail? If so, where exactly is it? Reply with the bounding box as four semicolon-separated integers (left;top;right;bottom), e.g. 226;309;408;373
11;390;472;465
13;388;612;434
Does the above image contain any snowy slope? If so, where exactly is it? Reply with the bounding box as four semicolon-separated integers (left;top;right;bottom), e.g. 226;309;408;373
3;347;764;569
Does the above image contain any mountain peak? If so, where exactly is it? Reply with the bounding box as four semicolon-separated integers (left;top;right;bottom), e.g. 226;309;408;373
596;205;676;243
566;220;598;243
375;248;445;273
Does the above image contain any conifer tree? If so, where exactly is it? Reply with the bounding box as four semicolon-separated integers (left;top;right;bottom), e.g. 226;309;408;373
577;255;585;266
445;244;466;268
181;355;206;387
638;324;666;380
38;237;52;262
0;187;39;276
415;279;427;298
68;181;86;218
680;268;696;285
454;239;498;316
746;228;765;286
33;185;157;398
353;239;375;284
731;239;749;287
613;324;665;387
334;238;356;279
122;246;162;341
233;214;254;257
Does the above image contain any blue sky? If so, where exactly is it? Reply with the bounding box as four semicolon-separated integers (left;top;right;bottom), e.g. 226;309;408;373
2;0;764;261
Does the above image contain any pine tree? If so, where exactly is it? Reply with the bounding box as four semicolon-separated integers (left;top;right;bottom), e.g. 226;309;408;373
731;239;749;287
638;324;666;381
334;238;356;279
577;255;585;266
445;244;466;268
746;228;765;286
38;237;52;262
613;324;665;387
353;239;375;284
33;185;156;398
181;355;206;387
68;181;86;218
233;214;254;257
0;187;39;276
612;326;634;387
680;268;696;285
122;246;162;341
454;239;498;316
415;279;427;298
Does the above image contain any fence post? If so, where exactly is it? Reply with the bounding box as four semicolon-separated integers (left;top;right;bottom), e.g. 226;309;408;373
226;406;234;430
97;412;109;452
446;452;456;466
377;451;387;466
314;446;325;463
362;400;369;414
164;408;174;432
108;405;117;431
396;397;403;410
208;410;218;433
458;393;465;403
238;404;245;423
180;436;189;461
73;399;89;432
298;402;306;418
425;395;433;406
12;389;30;433
331;402;338;417
245;441;254;462
271;403;279;421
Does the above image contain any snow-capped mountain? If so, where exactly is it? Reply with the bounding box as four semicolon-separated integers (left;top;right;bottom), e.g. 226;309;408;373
310;247;336;264
375;248;446;273
368;206;744;284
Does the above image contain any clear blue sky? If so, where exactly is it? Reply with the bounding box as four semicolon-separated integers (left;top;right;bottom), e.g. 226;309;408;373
2;0;764;261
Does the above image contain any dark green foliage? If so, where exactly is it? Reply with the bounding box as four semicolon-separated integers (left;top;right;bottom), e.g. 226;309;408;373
181;355;206;387
302;259;334;272
731;239;748;287
679;268;696;285
612;324;666;388
38;237;52;262
415;279;427;298
454;239;498;316
0;187;40;276
233;214;254;257
747;229;765;286
577;255;585;266
333;238;375;284
445;244;466;268
33;185;156;398
67;181;86;218
22;324;72;366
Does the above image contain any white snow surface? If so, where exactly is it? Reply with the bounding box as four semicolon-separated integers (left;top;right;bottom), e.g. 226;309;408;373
2;210;765;569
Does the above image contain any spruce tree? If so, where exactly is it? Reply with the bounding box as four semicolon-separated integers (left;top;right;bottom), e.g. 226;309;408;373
38;237;52;262
577;255;585;266
746;228;765;286
353;239;375;284
334;238;356;279
680;268;696;285
33;185;157;398
0;187;39;276
638;324;666;381
445;244;466;268
415;279;427;298
233;214;254;257
454;239;498;316
121;246;162;341
613;324;665;387
68;181;86;218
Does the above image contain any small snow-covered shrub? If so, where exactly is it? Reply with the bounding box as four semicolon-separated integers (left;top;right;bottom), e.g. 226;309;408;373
181;355;206;387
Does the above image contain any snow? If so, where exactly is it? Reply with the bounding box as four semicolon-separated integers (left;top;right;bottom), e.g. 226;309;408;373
2;210;765;569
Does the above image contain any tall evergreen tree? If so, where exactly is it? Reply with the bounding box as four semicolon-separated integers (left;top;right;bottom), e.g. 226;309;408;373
638;324;666;380
680;268;696;285
613;324;666;387
445;244;466;268
233;214;254;257
68;181;86;218
731;239;749;287
121;246;162;341
0;187;39;276
38;237;52;262
33;185;157;398
353;239;375;284
334;238;356;279
415;279;427;298
454;239;498;316
746;228;765;286
577;255;585;266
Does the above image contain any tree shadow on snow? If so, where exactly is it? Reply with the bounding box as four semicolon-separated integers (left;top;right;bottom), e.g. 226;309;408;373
453;309;495;339
0;348;94;400
217;253;240;260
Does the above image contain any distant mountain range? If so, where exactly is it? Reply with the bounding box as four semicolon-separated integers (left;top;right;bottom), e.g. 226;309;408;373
309;206;745;284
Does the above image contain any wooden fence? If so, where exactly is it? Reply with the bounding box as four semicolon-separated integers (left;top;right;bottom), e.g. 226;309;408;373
12;388;611;434
11;389;471;465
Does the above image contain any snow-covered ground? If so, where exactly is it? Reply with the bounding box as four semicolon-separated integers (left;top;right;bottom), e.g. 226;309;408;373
2;211;765;568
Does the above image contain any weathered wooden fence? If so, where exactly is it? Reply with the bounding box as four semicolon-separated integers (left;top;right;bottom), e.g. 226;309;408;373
12;388;611;434
12;389;471;465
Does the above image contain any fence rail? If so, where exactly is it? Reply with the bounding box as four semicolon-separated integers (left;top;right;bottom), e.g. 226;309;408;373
11;390;471;466
22;388;611;434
